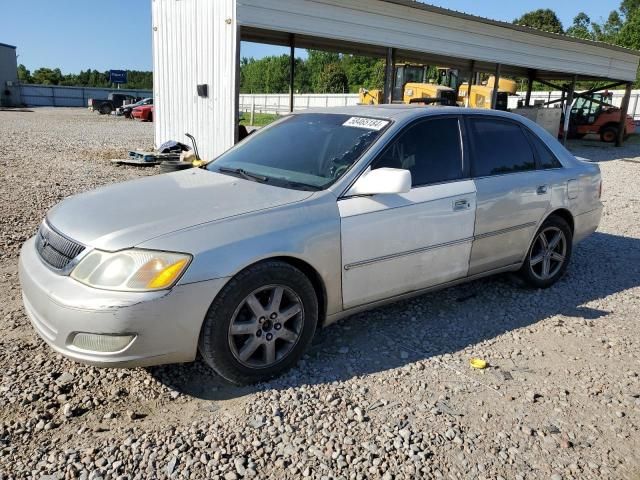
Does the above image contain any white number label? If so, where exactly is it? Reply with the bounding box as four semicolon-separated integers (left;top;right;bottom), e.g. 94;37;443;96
343;117;390;131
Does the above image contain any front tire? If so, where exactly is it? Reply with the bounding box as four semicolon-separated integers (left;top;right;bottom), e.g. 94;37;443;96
198;261;318;385
519;215;572;289
600;126;618;143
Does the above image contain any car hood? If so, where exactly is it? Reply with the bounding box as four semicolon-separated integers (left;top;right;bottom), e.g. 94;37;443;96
47;168;314;251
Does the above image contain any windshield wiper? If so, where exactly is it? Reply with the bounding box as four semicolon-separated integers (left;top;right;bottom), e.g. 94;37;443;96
217;166;268;183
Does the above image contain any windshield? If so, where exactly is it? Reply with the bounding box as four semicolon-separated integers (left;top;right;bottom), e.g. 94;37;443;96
404;66;425;84
208;113;390;190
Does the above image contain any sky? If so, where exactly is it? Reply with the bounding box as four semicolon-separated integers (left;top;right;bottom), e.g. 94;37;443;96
1;0;624;74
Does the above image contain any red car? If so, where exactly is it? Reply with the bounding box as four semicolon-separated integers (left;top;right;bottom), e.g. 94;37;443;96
132;104;154;122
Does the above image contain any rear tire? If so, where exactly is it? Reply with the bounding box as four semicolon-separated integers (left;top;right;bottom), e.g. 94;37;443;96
99;104;112;115
600;126;618;143
198;261;318;385
518;215;572;289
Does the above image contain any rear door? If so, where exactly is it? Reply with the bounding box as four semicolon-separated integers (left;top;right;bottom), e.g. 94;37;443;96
466;116;551;275
339;116;477;309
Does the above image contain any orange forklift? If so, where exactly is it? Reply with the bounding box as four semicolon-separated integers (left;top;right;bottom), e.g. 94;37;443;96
565;91;636;142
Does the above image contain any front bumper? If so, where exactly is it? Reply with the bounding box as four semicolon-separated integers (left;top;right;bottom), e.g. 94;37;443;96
18;237;228;367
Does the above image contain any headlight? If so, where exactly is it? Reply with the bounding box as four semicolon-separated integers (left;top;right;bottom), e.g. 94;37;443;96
406;88;414;97
70;249;191;292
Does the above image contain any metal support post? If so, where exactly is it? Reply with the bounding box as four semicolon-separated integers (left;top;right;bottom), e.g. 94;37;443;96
490;63;501;109
562;75;577;145
289;34;295;113
616;82;633;147
384;48;396;104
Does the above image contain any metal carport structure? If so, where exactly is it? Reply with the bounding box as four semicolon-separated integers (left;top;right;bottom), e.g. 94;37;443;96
152;0;640;159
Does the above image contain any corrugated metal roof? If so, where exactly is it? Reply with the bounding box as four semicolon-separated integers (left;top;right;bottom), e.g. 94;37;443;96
381;0;637;55
237;0;640;81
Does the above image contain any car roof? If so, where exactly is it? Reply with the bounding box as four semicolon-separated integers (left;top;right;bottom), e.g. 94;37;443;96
294;105;528;123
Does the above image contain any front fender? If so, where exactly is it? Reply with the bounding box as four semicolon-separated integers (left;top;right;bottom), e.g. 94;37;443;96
138;192;343;316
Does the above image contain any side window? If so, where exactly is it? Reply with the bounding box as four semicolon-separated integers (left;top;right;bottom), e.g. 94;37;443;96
469;118;536;176
371;118;463;187
524;129;562;169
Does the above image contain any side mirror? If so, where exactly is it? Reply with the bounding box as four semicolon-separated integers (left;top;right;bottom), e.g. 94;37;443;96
347;167;412;196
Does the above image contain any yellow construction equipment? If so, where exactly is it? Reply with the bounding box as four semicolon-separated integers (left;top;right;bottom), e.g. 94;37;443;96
458;76;517;110
403;83;458;105
359;88;384;105
359;64;458;106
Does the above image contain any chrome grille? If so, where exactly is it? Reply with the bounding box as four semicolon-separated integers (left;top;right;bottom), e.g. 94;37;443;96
35;221;85;270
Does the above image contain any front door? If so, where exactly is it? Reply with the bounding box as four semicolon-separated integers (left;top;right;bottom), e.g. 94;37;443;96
338;117;477;309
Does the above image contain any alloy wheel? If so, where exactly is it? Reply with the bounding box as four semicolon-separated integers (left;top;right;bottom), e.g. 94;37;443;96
228;285;304;368
529;226;567;281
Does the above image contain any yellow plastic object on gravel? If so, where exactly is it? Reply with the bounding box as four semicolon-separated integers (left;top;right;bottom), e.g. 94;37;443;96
469;358;488;369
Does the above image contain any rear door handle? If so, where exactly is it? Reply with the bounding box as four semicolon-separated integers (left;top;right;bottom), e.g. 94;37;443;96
453;199;471;211
536;185;548;195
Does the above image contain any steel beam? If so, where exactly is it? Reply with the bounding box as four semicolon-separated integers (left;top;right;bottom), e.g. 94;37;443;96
616;82;633;147
466;60;475;108
490;63;501;109
525;70;535;107
289;34;295;113
562;75;577;145
384;48;396;104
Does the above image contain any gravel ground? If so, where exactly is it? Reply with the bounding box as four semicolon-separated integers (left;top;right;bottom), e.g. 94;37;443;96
0;108;639;480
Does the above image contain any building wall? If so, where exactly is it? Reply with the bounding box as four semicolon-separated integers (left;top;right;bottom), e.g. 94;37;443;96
152;0;238;160
0;44;21;107
19;84;152;107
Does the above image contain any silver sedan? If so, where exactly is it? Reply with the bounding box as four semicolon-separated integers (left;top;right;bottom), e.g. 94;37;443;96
19;106;602;384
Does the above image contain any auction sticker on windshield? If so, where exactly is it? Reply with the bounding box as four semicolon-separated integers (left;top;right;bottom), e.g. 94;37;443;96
343;117;390;131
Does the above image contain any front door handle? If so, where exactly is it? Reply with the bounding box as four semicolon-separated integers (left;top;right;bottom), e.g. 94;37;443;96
453;199;470;211
536;185;548;195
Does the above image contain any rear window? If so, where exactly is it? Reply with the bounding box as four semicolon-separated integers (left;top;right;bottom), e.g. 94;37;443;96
469;118;536;176
524;130;562;169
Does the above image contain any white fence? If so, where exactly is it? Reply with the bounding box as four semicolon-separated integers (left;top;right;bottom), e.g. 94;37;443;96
239;93;359;115
18;86;640;119
20;84;153;107
239;90;640;120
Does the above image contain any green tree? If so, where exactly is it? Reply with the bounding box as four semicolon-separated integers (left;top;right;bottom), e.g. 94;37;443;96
342;55;385;92
617;9;640;50
306;50;341;92
17;64;32;83
620;0;640;18
567;12;594;40
263;55;291;93
31;67;63;85
594;11;624;43
316;63;348;93
513;9;564;34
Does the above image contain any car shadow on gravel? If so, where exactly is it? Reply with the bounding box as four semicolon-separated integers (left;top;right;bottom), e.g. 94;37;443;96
148;231;640;400
567;135;640;162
